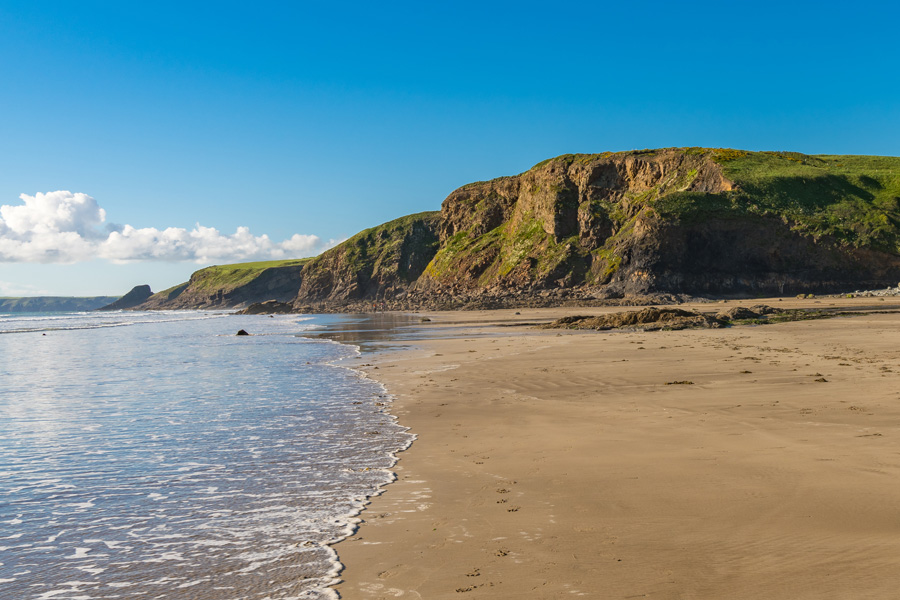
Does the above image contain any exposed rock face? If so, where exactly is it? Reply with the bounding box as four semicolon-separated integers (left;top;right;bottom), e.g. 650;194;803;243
135;213;441;312
238;300;294;314
543;307;724;331
140;148;900;312
614;214;900;297
422;149;737;296
97;285;153;311
291;212;440;310
138;261;308;310
716;305;774;321
410;148;900;302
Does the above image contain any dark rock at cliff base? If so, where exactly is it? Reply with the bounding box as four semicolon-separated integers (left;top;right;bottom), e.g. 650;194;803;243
97;285;153;311
238;300;294;315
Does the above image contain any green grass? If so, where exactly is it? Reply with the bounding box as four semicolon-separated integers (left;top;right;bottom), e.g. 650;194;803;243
188;258;311;292
426;214;586;285
449;148;897;292
713;152;900;251
586;149;900;252
304;211;441;282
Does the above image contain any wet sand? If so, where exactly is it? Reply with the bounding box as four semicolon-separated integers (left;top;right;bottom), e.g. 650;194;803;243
333;298;900;599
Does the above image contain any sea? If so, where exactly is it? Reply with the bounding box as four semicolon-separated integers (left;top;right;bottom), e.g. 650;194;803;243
0;310;414;599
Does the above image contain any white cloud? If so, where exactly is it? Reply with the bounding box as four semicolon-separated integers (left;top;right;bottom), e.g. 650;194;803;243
0;191;325;264
0;279;50;296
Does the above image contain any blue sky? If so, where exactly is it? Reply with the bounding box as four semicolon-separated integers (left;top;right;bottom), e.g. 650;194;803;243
1;1;898;295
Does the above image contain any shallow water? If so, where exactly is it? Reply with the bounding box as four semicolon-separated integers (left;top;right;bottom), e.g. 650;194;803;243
0;311;412;599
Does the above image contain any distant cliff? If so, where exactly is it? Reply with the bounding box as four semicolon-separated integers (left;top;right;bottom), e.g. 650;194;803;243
0;295;120;312
97;285;153;311
141;148;900;311
138;259;309;309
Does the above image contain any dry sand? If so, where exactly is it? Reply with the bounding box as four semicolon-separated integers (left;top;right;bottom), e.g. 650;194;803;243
332;298;900;599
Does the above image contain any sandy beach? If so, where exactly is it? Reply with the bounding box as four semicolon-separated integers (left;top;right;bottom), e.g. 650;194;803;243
333;298;900;599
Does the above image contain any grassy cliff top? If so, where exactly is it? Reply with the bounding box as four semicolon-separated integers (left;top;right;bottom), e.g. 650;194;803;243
339;211;441;244
524;148;900;252
674;150;900;251
303;211;441;270
186;258;311;292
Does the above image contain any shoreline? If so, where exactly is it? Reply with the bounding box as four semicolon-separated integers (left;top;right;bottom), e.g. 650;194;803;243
332;298;900;599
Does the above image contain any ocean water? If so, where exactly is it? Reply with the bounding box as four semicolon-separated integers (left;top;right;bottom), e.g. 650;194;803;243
0;310;413;599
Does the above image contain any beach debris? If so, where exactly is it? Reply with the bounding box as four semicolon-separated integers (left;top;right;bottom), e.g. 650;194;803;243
815;377;829;382
236;329;250;336
666;380;694;385
844;283;900;297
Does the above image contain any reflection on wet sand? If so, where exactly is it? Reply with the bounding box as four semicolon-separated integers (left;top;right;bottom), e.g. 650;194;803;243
303;313;430;352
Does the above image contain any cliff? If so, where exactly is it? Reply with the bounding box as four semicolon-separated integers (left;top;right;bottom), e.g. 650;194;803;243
141;148;900;311
0;295;120;312
97;285;153;311
411;148;900;303
291;212;440;311
137;259;309;309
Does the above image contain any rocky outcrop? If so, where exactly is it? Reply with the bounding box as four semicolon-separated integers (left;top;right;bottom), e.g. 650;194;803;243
291;212;440;311
97;285;152;311
238;300;294;314
542;304;856;331
420;149;737;296
543;307;725;331
140;148;900;311
137;260;308;310
408;148;900;303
